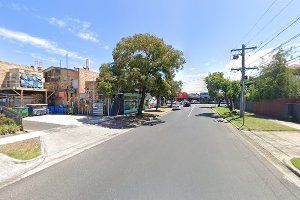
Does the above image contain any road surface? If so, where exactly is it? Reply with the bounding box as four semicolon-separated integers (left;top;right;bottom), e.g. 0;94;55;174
1;105;300;200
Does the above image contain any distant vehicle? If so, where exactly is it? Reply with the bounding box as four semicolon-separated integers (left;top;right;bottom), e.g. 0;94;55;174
194;101;200;104
183;101;191;107
172;102;183;110
191;100;197;104
166;100;171;104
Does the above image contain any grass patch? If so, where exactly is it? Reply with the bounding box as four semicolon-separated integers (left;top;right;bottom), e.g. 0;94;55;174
291;158;300;170
212;107;298;131
0;137;41;160
143;107;172;117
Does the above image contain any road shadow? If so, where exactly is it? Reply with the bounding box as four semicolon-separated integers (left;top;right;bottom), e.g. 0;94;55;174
141;119;166;126
194;113;220;119
198;106;213;109
77;116;166;129
94;118;138;129
144;110;164;113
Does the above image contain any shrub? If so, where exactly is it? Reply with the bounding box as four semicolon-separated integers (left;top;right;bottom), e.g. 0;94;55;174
0;114;21;135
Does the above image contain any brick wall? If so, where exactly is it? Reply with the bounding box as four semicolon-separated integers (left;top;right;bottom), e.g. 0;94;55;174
43;68;79;106
78;69;98;94
246;98;300;122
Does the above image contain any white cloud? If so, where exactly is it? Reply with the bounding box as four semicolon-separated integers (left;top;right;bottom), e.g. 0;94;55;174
0;27;85;60
48;17;99;43
175;72;208;93
104;45;110;50
48;17;67;28
77;32;99;43
11;3;29;11
29;53;59;63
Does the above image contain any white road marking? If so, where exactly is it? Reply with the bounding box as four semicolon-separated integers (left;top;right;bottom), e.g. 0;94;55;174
188;106;195;118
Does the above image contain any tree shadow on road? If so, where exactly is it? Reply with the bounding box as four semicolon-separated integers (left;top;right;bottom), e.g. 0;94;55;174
194;113;220;119
77;116;166;129
95;118;138;129
141;119;165;126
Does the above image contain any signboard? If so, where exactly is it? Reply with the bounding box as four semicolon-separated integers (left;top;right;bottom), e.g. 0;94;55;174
93;102;104;116
124;93;139;114
200;92;209;98
176;93;189;99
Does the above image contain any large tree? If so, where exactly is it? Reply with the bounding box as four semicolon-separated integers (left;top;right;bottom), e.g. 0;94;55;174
112;33;185;115
249;50;300;101
149;76;171;110
227;81;241;111
97;63;117;99
205;72;227;107
168;80;183;107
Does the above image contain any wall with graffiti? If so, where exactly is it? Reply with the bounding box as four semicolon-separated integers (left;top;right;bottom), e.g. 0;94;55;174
20;73;43;88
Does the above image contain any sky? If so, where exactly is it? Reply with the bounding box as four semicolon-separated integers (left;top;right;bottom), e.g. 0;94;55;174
1;0;300;93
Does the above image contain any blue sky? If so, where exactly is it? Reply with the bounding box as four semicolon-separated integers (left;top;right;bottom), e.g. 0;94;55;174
1;0;300;92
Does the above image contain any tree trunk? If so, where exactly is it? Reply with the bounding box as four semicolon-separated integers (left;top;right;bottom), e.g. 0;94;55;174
155;95;160;111
217;98;221;107
138;88;146;116
229;97;234;111
170;95;174;108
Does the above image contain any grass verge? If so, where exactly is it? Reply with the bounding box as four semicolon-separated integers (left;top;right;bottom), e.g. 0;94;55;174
143;107;172;117
0;137;41;160
291;158;300;171
212;107;298;131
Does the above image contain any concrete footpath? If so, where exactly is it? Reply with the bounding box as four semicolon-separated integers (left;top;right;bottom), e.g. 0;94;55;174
0;118;131;188
211;106;300;179
241;130;300;177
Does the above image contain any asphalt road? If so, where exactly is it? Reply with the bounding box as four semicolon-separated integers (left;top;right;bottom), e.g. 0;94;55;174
1;105;300;200
23;120;66;132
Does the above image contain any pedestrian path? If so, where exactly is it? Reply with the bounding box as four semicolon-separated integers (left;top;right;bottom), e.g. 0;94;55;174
0;131;49;145
273;120;300;131
243;131;300;161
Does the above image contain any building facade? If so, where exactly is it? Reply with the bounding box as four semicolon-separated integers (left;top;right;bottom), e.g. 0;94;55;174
0;61;47;107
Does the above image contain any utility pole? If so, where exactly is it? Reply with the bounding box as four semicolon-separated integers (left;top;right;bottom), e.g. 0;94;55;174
231;44;257;124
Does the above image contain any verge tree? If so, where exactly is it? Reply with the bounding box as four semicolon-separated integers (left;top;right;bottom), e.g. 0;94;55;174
112;33;185;115
227;81;241;111
205;72;226;107
97;63;117;99
250;49;300;101
149;76;171;110
168;80;183;107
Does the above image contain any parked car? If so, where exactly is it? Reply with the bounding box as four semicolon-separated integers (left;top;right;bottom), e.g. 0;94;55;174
172;102;183;110
183;101;191;107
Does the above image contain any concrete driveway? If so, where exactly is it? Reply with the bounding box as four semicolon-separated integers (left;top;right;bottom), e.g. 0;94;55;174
23;115;109;132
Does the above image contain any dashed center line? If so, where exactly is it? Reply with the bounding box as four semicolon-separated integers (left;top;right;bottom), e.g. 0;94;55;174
188;106;195;118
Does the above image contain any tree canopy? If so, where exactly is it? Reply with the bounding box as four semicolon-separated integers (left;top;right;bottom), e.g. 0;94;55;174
205;72;240;110
97;63;117;99
248;50;300;101
112;33;185;115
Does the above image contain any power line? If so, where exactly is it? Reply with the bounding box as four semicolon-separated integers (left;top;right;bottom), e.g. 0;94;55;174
255;13;300;52
246;0;295;45
287;55;300;63
238;0;279;45
248;32;300;66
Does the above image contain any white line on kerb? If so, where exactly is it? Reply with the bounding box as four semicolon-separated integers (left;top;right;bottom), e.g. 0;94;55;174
188;106;195;118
